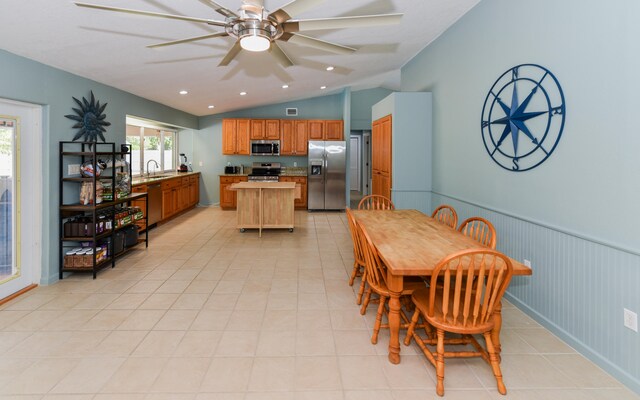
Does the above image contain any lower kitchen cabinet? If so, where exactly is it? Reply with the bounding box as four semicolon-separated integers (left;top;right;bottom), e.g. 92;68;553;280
280;176;307;209
133;173;199;223
220;176;248;209
131;185;147;231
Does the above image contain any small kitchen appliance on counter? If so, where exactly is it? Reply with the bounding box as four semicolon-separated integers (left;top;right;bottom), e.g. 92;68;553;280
178;153;191;172
248;162;281;182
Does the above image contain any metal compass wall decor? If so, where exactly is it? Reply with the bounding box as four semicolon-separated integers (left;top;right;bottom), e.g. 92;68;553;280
481;64;566;171
65;91;111;147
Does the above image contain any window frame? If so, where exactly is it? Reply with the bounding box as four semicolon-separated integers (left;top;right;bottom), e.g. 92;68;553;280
126;122;178;177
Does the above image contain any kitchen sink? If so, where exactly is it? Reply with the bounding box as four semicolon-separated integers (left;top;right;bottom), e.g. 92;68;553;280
146;175;171;180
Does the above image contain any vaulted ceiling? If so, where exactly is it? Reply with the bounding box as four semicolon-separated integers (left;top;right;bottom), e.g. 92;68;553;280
0;0;479;115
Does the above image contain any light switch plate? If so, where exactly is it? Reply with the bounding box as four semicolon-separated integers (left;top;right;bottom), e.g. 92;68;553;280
624;308;638;332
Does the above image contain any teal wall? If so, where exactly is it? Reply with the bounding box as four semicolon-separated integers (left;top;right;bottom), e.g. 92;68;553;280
194;93;345;205
401;0;640;392
372;92;433;211
351;87;393;130
0;50;198;285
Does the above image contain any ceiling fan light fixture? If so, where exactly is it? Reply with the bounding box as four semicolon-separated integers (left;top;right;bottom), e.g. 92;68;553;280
240;33;270;52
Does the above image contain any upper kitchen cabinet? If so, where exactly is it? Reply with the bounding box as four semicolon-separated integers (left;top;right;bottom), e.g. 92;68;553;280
308;120;324;140
371;93;432;210
308;119;344;141
324;120;344;141
222;119;250;155
281;120;308;155
250;119;280;140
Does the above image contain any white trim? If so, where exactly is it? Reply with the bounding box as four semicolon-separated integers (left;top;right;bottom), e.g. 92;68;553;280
0;98;43;295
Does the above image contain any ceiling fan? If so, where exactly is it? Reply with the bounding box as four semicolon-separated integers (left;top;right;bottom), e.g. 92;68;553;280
75;0;403;67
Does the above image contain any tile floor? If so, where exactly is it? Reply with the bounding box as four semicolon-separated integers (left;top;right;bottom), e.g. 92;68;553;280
0;207;637;400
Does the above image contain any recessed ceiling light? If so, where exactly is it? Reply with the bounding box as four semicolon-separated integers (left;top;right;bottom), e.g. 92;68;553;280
326;66;334;71
208;105;215;109
320;86;327;90
282;84;289;89
179;90;188;95
240;91;247;96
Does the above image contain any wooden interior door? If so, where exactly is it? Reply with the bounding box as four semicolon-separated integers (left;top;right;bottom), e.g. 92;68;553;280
371;115;392;199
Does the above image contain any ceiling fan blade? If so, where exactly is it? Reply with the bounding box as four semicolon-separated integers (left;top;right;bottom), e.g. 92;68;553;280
280;33;355;55
74;2;226;27
147;32;229;48
197;0;238;18
269;42;294;67
269;0;324;23
218;42;242;66
283;13;402;32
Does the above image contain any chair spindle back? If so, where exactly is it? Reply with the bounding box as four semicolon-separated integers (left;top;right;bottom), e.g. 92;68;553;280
358;195;395;210
431;205;458;228
458;217;497;249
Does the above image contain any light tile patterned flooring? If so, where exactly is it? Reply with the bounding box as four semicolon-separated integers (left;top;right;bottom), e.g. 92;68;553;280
0;207;637;400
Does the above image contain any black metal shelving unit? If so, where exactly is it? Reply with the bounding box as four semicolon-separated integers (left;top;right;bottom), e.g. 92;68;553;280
59;141;148;279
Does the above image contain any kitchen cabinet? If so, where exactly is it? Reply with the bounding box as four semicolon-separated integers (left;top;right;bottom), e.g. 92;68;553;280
324;120;344;140
131;184;147;231
308;120;324;140
220;175;248;209
280;176;307;209
179;177;190;211
161;178;180;220
250;119;280;140
294;120;308;155
280;120;308;155
372;115;392;199
223;118;250;155
189;175;199;206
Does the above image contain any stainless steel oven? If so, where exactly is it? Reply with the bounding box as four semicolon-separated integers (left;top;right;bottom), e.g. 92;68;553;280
250;140;280;156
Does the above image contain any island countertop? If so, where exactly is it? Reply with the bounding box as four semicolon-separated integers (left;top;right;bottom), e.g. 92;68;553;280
231;182;296;189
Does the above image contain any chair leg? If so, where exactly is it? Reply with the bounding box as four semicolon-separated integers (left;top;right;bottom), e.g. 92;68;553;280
436;329;445;397
360;287;372;315
404;309;420;346
356;270;367;305
483;332;507;395
371;295;387;344
348;261;358;286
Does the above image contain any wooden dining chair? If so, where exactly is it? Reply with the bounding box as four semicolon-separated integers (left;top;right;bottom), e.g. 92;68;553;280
404;249;513;396
358;195;395;210
431;204;458;228
458;217;497;249
356;222;425;344
345;208;367;305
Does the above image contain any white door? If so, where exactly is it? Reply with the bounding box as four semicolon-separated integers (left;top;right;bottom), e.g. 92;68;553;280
0;99;42;299
349;136;360;191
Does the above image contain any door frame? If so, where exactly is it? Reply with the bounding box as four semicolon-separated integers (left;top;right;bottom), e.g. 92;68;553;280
349;135;361;192
362;131;371;196
0;98;42;298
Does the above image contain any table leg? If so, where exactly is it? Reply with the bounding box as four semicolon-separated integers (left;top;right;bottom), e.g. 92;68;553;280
491;300;503;358
386;274;404;364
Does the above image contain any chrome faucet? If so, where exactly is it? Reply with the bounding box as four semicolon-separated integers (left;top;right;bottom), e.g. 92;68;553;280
146;159;159;177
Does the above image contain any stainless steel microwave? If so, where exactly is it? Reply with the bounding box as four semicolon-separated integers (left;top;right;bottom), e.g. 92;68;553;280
250;140;280;156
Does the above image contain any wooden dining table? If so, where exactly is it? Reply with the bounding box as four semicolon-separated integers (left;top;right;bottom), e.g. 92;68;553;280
351;209;532;364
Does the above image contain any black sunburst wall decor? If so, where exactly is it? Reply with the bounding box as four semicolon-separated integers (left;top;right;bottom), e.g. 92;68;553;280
65;91;111;147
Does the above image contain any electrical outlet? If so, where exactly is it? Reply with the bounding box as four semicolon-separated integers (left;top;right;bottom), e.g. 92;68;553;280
68;164;80;175
523;259;532;268
198;161;203;167
624;308;638;332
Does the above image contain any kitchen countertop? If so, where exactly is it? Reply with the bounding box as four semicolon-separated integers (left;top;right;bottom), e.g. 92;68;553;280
231;182;296;189
132;171;200;186
220;173;307;177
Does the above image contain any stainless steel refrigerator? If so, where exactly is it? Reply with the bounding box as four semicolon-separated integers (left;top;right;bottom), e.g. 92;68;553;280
308;141;347;210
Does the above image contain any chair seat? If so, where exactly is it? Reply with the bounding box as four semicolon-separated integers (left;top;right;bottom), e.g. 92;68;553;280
412;288;495;335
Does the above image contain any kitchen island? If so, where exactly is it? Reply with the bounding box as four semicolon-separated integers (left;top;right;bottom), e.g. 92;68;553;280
230;181;296;236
